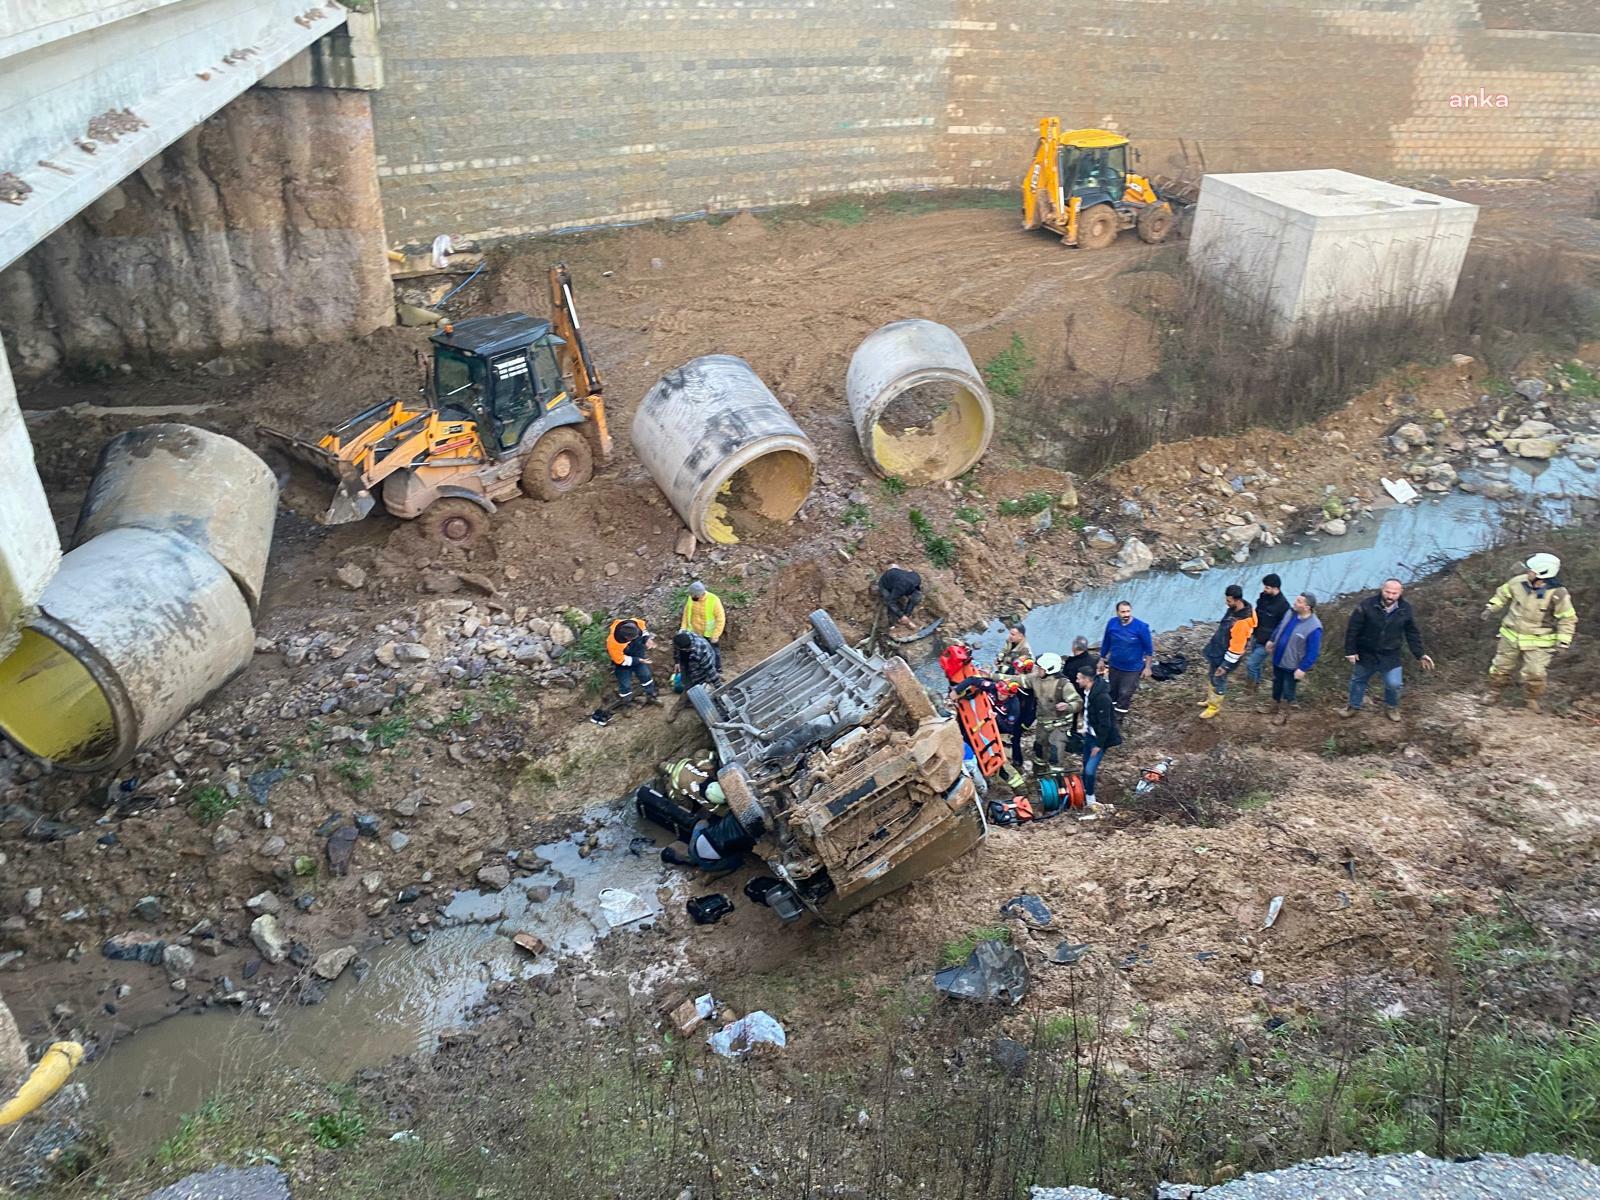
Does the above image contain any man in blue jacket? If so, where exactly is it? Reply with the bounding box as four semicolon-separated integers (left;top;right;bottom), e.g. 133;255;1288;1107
1101;600;1155;716
1265;592;1323;726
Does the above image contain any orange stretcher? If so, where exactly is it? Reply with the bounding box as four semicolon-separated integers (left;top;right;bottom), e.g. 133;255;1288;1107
938;645;1008;779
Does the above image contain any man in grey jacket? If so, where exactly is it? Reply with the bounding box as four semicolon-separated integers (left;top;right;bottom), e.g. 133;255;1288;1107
1265;592;1323;725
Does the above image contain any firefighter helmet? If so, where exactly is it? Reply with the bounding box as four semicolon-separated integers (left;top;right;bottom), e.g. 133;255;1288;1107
1037;653;1064;675
1526;553;1560;579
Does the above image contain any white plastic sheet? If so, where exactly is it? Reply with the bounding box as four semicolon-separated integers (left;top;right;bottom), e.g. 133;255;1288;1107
708;1011;787;1058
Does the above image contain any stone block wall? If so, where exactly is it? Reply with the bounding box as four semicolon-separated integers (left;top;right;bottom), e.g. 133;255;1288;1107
371;0;1600;244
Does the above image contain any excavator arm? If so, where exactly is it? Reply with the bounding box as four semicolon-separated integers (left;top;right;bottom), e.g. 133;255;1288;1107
548;264;613;461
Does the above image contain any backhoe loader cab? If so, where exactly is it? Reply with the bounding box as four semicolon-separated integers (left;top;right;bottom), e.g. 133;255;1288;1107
259;264;613;549
1022;120;1184;250
429;315;573;456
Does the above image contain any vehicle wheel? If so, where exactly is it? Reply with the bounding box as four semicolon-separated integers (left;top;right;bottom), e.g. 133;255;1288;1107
419;498;490;548
1136;205;1175;244
718;764;771;837
883;657;936;722
808;610;844;653
523;428;593;501
686;683;719;727
1076;204;1119;250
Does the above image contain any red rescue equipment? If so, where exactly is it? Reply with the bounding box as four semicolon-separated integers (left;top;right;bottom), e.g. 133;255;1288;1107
939;642;1007;779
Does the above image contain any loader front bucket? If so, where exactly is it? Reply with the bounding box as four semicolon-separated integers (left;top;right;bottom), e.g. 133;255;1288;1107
257;426;376;525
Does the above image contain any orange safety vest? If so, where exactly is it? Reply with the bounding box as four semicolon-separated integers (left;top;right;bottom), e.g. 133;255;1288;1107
607;617;647;665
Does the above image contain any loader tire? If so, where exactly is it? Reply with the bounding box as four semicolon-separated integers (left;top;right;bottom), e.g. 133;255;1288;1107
523;428;593;501
1076;204;1119;250
883;657;937;723
718;764;771;837
1137;205;1175;244
420;498;490;548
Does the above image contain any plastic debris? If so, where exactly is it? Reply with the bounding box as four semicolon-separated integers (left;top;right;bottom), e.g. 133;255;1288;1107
1382;477;1420;505
1000;894;1053;928
1249;969;1265;986
1049;942;1091;965
1262;895;1284;929
1136;757;1174;794
687;894;734;925
934;940;1028;1005
709;1010;786;1058
672;992;718;1036
598;887;651;928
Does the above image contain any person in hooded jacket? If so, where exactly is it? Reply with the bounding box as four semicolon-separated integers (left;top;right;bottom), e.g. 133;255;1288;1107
1200;585;1256;720
1245;573;1290;692
1075;659;1120;813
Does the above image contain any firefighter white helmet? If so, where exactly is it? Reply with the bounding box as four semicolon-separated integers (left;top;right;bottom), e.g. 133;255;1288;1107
1526;553;1561;579
1037;652;1064;675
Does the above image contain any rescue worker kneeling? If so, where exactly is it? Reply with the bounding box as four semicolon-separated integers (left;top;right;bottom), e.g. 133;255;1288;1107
635;761;756;876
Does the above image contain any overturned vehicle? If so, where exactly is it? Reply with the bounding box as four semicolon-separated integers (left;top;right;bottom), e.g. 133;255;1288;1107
686;610;985;923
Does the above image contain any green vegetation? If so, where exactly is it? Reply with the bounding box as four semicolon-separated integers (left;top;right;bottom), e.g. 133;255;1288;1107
188;786;238;825
841;501;873;527
335;756;375;794
939;924;1012;967
485;674;521;716
909;509;957;568
1237;789;1272;811
879;474;907;498
954;505;985;525
981;332;1034;400
302;1098;369;1151
368;705;411;749
1555;361;1600;398
998;491;1054;517
812;198;867;226
1321;495;1347;520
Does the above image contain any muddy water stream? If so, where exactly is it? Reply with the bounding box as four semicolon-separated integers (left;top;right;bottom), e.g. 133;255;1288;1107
78;804;678;1153
938;457;1597;671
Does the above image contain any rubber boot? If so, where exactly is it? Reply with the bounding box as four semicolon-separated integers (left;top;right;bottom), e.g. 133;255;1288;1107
1481;675;1511;706
1200;691;1224;720
1524;679;1546;714
1198;678;1218;707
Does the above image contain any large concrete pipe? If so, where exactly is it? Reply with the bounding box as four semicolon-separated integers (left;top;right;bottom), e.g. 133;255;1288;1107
0;528;256;771
0;340;61;661
73;424;277;609
631;355;816;545
0;424;275;771
846;320;994;483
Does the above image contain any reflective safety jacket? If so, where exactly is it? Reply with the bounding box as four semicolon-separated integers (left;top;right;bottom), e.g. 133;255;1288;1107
681;593;726;642
1484;576;1577;650
665;749;717;804
607;617;649;665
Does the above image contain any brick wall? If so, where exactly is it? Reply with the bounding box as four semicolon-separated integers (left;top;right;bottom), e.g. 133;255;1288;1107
371;0;1600;243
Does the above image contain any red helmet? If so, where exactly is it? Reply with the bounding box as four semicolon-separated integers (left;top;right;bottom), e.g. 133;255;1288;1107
1014;656;1036;674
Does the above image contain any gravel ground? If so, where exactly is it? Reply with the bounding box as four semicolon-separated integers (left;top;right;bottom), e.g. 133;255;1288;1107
140;1166;290;1200
1031;1151;1600;1199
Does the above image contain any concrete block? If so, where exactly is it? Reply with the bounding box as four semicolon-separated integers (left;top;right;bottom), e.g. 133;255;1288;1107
1187;169;1478;341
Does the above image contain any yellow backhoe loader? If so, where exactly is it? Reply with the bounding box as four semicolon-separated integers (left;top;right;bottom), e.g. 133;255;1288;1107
1021;120;1193;249
260;264;611;548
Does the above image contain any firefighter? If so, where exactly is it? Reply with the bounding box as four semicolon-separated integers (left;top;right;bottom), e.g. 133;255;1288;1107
1025;653;1082;780
1482;553;1578;712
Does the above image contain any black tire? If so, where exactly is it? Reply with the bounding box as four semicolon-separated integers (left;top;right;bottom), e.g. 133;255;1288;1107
523;427;594;501
808;610;844;653
1137;205;1175;244
1076;204;1118;250
686;683;719;728
883;657;936;722
717;764;771;837
419;498;490;548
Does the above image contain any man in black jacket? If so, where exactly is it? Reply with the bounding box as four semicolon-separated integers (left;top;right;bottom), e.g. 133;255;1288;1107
1075;660;1121;814
875;563;924;636
1246;573;1290;693
1341;578;1435;722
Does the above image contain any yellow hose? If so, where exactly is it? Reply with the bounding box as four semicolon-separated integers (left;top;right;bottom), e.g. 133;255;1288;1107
0;1041;83;1126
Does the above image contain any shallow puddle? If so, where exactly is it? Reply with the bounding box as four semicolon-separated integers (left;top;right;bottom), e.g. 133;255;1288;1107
76;803;676;1153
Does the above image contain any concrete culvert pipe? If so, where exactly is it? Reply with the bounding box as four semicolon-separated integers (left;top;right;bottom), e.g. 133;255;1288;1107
0;527;256;771
73;424;278;610
846;319;994;483
631;355;816;545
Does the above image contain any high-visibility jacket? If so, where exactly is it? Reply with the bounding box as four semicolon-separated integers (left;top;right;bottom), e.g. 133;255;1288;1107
681;593;725;641
666;749;717;803
1484;576;1577;650
607;617;648;665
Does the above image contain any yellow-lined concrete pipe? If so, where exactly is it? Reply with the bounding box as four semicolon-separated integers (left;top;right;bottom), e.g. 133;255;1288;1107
0;1042;84;1127
630;355;817;546
845;319;994;484
0;425;275;772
